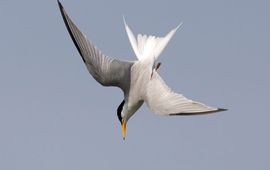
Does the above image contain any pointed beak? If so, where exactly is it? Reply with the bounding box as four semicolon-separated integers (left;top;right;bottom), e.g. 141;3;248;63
121;119;126;140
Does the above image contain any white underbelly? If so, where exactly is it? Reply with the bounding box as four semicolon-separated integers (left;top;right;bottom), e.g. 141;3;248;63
127;62;152;107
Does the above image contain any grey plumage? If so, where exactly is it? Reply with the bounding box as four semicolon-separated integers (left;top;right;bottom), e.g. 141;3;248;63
58;1;133;94
58;0;226;139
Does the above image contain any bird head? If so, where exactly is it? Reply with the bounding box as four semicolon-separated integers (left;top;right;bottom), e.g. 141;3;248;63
117;100;127;140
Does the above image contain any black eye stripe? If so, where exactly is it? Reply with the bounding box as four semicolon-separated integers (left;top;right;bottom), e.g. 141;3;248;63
117;100;125;123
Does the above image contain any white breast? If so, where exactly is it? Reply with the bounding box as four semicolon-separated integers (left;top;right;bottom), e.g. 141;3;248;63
127;61;151;108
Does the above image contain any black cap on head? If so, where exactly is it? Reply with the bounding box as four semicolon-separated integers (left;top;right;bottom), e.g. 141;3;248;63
117;100;125;123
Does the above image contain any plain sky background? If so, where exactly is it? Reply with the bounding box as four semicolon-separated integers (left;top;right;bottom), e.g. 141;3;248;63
0;0;269;169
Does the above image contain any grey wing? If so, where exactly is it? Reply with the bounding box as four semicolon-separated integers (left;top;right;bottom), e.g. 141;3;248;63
58;1;133;92
144;72;227;116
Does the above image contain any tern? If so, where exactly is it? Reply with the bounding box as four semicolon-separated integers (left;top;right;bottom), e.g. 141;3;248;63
58;1;227;140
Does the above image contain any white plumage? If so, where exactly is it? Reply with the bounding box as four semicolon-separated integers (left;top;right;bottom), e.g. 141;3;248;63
124;17;182;61
58;1;226;140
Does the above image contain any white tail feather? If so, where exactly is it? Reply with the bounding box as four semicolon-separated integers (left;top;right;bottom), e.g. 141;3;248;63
124;17;182;61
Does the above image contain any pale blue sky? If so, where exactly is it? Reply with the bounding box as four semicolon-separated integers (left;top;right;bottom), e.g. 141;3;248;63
0;0;269;169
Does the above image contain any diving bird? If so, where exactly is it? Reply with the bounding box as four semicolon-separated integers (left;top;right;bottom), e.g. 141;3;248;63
57;1;226;140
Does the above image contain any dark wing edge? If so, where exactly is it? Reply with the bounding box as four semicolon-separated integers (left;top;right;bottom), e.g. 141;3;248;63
145;71;227;116
57;1;133;91
169;108;227;116
58;0;85;62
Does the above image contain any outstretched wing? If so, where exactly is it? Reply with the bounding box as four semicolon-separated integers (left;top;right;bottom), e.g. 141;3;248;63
144;72;226;116
58;1;133;92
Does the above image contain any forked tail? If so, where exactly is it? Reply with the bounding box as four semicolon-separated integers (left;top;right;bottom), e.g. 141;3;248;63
123;17;182;61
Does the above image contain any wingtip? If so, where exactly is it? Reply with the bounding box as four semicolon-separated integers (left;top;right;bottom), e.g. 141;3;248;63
218;108;228;112
57;0;65;14
57;0;62;8
169;107;228;116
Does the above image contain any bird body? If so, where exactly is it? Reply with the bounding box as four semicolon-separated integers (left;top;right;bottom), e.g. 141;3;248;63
58;0;227;140
123;61;151;120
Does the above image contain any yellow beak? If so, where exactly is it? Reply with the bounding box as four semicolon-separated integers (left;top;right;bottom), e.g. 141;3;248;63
121;119;126;140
